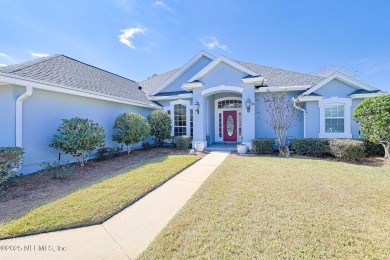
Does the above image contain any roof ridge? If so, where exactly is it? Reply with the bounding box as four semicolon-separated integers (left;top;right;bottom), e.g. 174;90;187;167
1;54;61;73
57;55;139;84
235;59;325;79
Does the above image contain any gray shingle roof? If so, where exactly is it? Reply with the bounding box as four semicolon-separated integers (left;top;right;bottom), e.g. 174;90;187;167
0;54;153;106
139;68;181;95
349;89;380;95
139;56;325;96
235;60;324;87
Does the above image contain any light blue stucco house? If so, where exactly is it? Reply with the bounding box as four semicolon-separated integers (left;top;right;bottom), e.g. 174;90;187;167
0;51;387;174
139;51;387;150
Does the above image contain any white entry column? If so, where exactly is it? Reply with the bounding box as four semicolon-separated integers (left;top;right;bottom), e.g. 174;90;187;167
241;86;256;149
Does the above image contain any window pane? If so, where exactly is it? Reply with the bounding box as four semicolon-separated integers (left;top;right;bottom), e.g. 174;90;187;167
325;118;344;133
174;104;187;136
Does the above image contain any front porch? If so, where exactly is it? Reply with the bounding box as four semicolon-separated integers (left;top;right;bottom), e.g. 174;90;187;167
204;142;239;152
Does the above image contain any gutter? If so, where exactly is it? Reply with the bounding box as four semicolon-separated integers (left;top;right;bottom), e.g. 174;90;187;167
292;97;306;138
14;86;33;172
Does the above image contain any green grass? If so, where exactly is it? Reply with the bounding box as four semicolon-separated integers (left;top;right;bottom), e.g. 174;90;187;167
139;157;390;259
0;155;198;239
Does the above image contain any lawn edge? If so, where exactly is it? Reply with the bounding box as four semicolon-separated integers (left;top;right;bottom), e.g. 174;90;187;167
0;155;200;241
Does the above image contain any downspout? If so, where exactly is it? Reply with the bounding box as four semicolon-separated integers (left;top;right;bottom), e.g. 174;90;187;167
292;97;306;138
14;86;33;172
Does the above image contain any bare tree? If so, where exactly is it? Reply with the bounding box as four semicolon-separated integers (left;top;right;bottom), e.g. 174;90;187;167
314;65;360;79
263;91;299;157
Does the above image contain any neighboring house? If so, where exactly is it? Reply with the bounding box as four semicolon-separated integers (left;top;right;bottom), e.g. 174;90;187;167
0;51;387;174
0;55;157;174
139;51;387;149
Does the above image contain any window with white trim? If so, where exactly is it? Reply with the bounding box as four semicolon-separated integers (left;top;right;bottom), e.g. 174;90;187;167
325;103;344;133
173;104;186;136
319;97;352;139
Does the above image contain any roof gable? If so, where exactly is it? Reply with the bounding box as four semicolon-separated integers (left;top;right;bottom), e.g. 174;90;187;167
301;72;377;96
187;55;258;83
149;51;215;95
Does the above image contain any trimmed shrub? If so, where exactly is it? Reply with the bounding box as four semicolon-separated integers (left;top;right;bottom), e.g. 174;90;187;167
50;117;105;167
0;147;23;195
252;139;275;155
148;110;172;147
174;136;192;149
113;113;151;153
142;141;153;150
40;161;74;179
329;139;365;162
291;138;330;157
363;139;385;157
96;147;123;161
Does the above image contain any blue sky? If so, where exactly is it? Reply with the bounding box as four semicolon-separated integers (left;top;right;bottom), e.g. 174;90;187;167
0;0;389;91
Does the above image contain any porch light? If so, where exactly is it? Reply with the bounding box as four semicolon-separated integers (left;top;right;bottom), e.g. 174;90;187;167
194;101;200;114
245;98;252;112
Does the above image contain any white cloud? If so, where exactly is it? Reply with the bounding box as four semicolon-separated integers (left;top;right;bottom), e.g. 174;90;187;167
0;52;8;58
200;36;228;51
30;52;50;58
153;1;173;12
0;63;6;67
119;27;145;48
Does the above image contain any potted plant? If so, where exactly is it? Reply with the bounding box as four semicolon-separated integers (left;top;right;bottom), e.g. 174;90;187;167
237;143;247;154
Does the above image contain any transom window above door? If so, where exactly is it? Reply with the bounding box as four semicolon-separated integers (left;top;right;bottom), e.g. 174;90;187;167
218;99;242;109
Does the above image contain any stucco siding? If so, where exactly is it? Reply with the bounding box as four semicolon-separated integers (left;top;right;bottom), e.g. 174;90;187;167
255;91;304;140
161;56;212;93
314;79;357;98
305;101;320;138
0;85;17;146
17;88;153;174
199;62;248;90
351;98;364;138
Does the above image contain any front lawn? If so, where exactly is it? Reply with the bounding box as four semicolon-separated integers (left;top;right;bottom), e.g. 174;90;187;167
0;155;198;239
139;156;390;259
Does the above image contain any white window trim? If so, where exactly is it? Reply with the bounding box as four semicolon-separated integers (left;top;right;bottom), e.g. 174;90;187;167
214;97;243;142
319;97;352;138
170;100;192;136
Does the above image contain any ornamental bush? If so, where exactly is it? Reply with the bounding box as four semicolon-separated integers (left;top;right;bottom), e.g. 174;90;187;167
353;95;390;159
329;139;366;162
173;136;192;149
50;117;105;166
148;109;172;147
291;138;331;157
113;113;151;153
96;146;123;161
363;139;385;157
0;147;23;195
252;139;275;155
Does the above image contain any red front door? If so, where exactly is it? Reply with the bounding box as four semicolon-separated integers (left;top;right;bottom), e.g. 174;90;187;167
223;111;237;142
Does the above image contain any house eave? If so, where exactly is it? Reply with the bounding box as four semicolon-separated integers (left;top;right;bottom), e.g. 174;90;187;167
256;85;312;93
0;73;158;109
241;76;266;85
182;82;204;91
150;93;193;101
350;92;388;99
296;95;324;102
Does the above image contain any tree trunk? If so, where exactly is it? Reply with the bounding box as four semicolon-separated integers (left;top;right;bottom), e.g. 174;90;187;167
279;145;290;157
383;143;390;160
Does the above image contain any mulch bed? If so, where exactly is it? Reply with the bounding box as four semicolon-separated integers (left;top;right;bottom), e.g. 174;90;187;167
0;148;197;223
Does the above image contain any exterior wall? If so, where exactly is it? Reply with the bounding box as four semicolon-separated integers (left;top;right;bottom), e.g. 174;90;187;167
161;56;212;93
13;87;153;174
305;79;365;138
255;91;305;140
313;79;357;97
0;85;16;146
351;98;364;138
305;101;321;138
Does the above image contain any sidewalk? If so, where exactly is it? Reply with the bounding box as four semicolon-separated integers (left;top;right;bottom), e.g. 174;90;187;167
0;151;229;260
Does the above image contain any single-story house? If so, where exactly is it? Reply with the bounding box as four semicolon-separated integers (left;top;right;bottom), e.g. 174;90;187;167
0;51;387;174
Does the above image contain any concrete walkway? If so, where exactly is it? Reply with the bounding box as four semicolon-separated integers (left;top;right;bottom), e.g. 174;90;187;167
0;152;229;260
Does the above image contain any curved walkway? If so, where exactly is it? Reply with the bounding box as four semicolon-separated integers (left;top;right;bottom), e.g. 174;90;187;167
0;151;229;260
